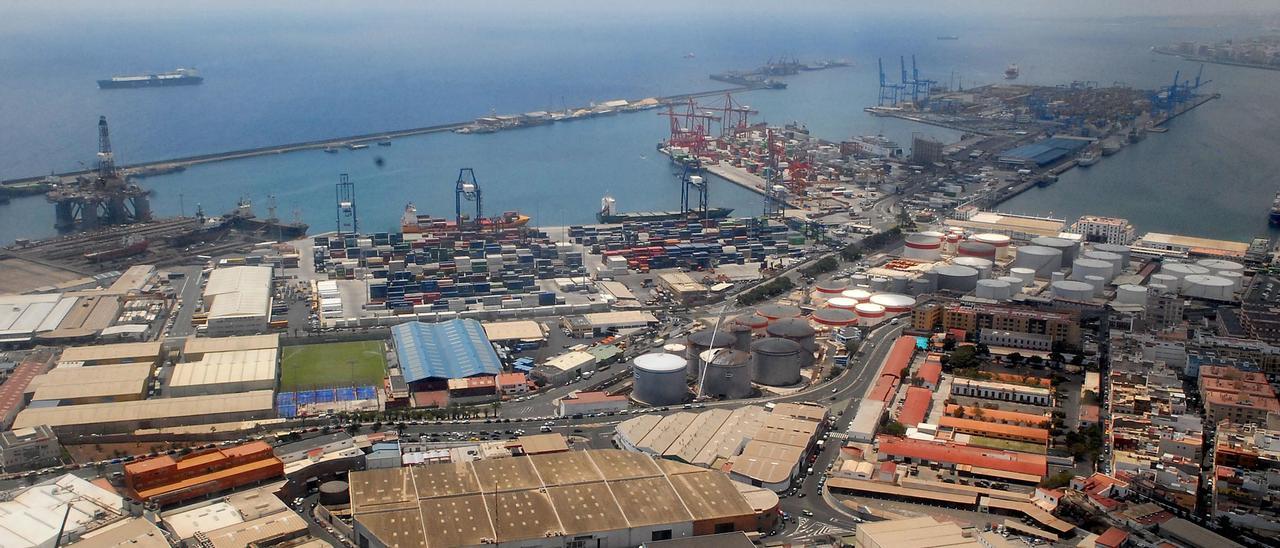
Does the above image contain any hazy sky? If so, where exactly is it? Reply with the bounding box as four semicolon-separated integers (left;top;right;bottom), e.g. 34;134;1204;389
8;0;1280;20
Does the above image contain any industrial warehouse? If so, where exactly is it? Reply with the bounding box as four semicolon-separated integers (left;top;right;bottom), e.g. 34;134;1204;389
348;449;775;548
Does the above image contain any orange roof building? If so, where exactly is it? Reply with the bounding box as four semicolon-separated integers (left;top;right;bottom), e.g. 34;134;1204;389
898;387;933;427
124;441;282;506
917;360;942;389
937;416;1049;444
876;435;1047;477
943;404;1049;427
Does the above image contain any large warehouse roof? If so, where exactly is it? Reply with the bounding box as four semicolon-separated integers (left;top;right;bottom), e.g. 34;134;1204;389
482;320;545;341
31;362;152;402
183;334;279;356
998;136;1090;166
0;294;77;343
12;390;274;430
391;319;502;382
59;341;163;364
204;266;272;319
169;348;279;388
350;449;755;547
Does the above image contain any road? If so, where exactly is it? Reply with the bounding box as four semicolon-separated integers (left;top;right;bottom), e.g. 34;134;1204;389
164;266;204;338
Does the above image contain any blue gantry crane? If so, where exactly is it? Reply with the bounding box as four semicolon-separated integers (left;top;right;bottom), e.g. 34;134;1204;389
877;58;906;106
455;168;482;227
1151;65;1211;117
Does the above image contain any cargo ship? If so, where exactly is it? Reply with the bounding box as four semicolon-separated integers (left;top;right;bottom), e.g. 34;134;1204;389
1077;152;1099;166
85;236;148;262
400;203;530;233
1004;64;1020;80
1270;193;1280;226
97;68;203;89
596;195;732;224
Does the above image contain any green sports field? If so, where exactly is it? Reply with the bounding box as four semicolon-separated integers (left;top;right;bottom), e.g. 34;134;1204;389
280;340;387;391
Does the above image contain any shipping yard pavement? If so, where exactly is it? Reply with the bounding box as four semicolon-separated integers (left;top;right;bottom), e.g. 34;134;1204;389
279;340;388;391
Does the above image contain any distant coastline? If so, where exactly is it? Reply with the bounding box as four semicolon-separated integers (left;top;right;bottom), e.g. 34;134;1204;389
1152;46;1280;72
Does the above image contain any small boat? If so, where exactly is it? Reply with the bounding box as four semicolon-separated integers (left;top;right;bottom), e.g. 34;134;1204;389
937;35;960;40
1004;63;1020;80
323;146;338;154
347;143;369;150
1271;193;1280;226
683;52;696;59
1077;152;1099;166
377;138;392;146
1101;140;1121;156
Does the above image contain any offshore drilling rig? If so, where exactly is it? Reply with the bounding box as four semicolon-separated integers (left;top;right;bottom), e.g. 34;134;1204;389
46;116;152;231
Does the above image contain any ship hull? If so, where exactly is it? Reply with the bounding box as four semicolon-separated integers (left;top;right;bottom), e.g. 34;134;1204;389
597;208;733;224
97;77;203;89
1271;210;1280;226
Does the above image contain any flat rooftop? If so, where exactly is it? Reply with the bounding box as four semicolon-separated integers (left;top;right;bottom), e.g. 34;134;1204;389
351;449;754;547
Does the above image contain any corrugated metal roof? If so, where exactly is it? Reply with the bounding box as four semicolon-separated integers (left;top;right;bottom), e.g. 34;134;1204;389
392;319;502;382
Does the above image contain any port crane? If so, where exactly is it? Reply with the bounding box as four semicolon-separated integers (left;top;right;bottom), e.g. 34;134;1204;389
336;173;358;235
679;164;709;218
660;98;720;156
1151;65;1210;118
455;168;483;228
718;93;758;137
877;58;906;106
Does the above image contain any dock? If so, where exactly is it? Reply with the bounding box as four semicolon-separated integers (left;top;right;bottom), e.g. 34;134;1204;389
0;86;754;188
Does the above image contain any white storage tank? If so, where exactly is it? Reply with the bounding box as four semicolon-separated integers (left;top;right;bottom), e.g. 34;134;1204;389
1031;236;1078;267
1195;259;1245;278
1083;275;1106;295
1148;283;1170;295
726;318;754;351
686;329;737;378
1093;243;1131;265
663;343;687;355
1083;250;1125;278
1150;273;1180;292
699;349;754;400
1160;262;1211;287
1010;267;1037;285
998;276;1026;294
765;318;818;366
870;277;891;292
953;256;994;279
1051;280;1095;301
972;233;1012;259
1071;258;1114;283
1182;274;1234;301
1115;284;1147;305
934;264;980;292
826;297;859;310
869;293;916;314
633;353;689;406
943;232;962;254
975;279;1012;300
909;277;936;295
842;288;873;301
904;233;943;260
751;337;804;387
1013;246;1063;277
736;314;770;334
1220;271;1245;292
855;302;887;323
812;307;857;327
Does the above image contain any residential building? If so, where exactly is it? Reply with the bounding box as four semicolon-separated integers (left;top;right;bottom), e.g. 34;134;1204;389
1210;422;1280;539
916;302;1081;348
1199;365;1280;425
876;435;1048;478
497;372;530;396
1069;216;1135;245
0;425;60;473
979;330;1053;352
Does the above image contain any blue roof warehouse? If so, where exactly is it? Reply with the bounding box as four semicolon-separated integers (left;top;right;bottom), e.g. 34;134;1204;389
391;319;503;391
997;136;1092;167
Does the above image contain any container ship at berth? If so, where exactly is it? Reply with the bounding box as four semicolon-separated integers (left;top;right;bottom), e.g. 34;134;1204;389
1270;193;1280;226
98;68;203;89
596;196;732;224
400;203;530;233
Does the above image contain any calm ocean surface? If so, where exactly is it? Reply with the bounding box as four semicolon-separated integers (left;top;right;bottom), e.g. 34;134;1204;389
0;3;1276;242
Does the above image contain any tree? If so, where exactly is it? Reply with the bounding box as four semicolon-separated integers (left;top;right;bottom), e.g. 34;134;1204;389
942;337;957;351
946;346;981;371
882;419;907;437
953;406;966;419
973;406;985;418
1049;351;1065;364
840;244;863;263
1007;352;1024;366
1040;470;1074;489
1027;355;1044;368
1070;353;1085;366
975;343;990;355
